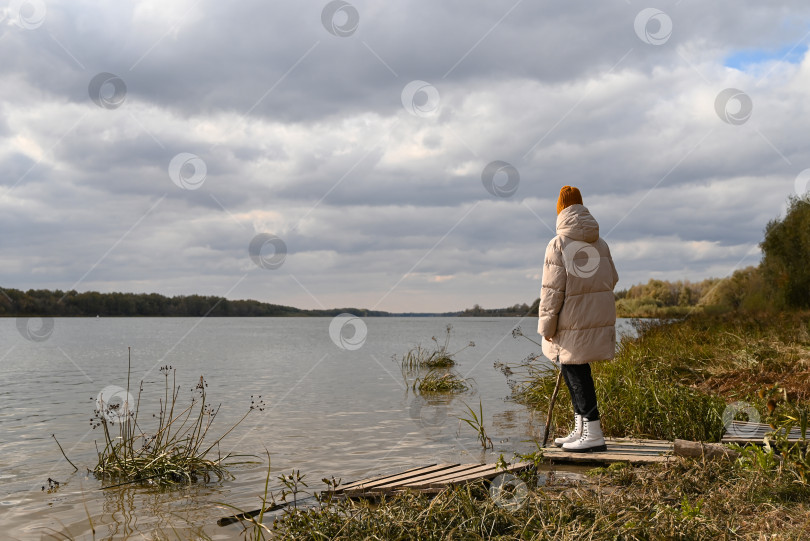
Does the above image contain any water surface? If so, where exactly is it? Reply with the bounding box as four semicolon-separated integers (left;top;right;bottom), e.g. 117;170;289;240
0;317;636;539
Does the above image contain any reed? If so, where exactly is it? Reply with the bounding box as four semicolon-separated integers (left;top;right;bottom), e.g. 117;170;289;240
458;399;493;449
216;451;275;540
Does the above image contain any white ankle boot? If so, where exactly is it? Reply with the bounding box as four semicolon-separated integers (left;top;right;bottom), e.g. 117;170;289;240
562;419;607;452
553;414;583;447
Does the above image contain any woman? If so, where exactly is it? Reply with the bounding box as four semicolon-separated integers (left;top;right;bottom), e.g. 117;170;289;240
538;186;618;452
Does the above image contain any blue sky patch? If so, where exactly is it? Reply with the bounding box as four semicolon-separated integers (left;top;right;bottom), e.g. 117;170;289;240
725;44;808;70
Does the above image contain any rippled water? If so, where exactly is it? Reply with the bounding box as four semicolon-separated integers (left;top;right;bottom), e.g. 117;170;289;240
0;317;635;539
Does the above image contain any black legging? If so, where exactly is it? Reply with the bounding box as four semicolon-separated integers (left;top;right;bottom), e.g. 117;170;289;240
560;363;600;421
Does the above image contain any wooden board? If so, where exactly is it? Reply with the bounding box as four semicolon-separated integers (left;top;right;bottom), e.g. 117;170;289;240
413;462;531;488
374;463;486;489
333;464;438;492
542;438;674;465
334;463;456;493
406;462;530;489
334;462;531;497
721;421;805;444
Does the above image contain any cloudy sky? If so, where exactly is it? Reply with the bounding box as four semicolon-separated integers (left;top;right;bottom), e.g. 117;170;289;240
1;1;809;313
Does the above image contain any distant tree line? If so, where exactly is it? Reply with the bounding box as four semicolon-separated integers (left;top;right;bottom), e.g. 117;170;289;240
458;302;535;317
0;288;394;318
613;276;726;317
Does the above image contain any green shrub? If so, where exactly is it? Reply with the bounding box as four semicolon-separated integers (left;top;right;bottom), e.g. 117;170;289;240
760;196;810;309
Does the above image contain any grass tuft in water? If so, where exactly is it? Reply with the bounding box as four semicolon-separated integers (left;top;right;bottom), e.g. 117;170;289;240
413;369;471;393
459;399;493;449
394;324;474;371
91;348;263;486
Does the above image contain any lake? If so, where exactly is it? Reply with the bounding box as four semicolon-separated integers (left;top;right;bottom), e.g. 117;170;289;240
0;317;636;539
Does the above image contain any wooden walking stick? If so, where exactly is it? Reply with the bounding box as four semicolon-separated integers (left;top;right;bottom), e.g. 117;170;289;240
541;355;563;448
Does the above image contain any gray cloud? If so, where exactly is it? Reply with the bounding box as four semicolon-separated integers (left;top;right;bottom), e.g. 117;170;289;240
1;0;809;311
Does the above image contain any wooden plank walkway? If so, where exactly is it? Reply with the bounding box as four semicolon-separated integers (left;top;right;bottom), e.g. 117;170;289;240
332;461;531;497
722;420;806;444
218;462;531;526
542;438;674;465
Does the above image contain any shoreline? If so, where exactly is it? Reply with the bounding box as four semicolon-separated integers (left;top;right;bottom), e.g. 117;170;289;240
260;309;810;539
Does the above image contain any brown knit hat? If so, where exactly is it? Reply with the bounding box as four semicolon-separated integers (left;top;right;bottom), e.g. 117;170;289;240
556;185;583;214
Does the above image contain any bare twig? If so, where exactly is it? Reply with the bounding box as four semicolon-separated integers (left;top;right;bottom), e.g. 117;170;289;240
52;434;79;472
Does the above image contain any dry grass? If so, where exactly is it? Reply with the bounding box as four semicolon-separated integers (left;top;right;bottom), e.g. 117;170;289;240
514;311;810;442
267;456;810;540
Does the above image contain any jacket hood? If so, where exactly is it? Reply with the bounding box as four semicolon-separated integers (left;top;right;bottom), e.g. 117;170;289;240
556;204;599;243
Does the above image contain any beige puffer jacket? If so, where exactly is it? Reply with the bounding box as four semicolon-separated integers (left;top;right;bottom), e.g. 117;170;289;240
538;204;619;365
